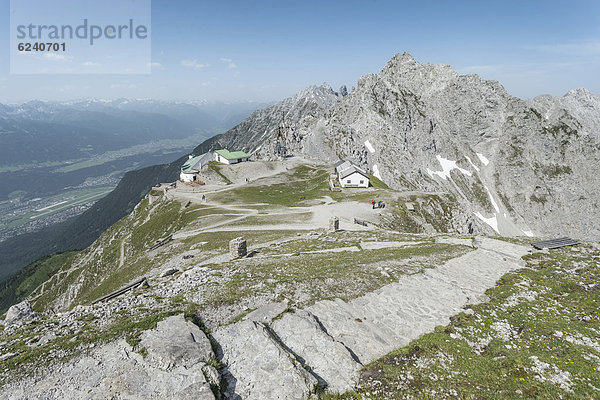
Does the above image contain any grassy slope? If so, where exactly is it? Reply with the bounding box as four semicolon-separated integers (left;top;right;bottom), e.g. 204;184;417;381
0;252;78;313
30;193;192;311
212;164;331;207
0;125;235;291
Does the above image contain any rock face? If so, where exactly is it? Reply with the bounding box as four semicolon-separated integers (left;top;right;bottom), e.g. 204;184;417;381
206;53;600;240
1;315;217;399
287;53;600;240
201;83;343;158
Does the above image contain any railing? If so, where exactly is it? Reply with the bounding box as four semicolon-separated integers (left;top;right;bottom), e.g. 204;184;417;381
91;277;147;305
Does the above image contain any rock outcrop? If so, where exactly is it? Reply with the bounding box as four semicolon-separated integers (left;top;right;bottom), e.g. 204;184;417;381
213;319;319;400
3;300;37;325
1;315;218;400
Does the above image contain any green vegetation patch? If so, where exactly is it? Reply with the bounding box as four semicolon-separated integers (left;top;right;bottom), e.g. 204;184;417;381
203;243;468;312
229;212;314;226
369;174;390;190
0;251;78;313
385;194;460;234
212;165;330;207
538;164;573;178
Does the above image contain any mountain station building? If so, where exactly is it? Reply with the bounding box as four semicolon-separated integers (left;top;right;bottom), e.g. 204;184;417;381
214;149;250;165
334;160;370;188
179;152;212;182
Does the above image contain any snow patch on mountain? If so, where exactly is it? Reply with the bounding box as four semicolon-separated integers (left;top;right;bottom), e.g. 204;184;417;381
372;164;382;180
474;212;499;234
364;140;375;154
465;156;480;172
426;155;472;180
476;153;490;166
484;186;500;213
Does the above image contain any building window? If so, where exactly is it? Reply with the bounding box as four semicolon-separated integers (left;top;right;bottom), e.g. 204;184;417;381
347;180;351;184
360;180;364;184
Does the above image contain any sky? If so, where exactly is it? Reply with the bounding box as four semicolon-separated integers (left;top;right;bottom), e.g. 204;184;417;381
1;0;599;103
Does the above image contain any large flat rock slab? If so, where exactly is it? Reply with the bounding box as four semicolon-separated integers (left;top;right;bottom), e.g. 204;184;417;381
306;239;528;366
271;310;362;393
207;239;529;397
140;314;214;370
307;272;468;363
213;319;318;400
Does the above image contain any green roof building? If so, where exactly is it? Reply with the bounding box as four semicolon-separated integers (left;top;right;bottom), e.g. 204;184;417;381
214;149;250;164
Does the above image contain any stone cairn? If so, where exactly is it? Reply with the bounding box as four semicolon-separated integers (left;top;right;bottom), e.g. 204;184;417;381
229;237;247;259
329;217;340;232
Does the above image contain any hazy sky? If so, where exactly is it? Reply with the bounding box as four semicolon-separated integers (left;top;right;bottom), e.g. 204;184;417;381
1;0;599;103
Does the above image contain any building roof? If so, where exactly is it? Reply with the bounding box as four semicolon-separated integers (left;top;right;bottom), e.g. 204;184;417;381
335;161;353;173
215;149;250;160
336;159;367;176
334;159;346;168
181;155;204;173
339;165;370;179
531;237;579;250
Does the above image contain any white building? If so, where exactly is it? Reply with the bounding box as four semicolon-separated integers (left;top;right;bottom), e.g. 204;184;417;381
214;149;250;165
179;152;212;182
335;160;370;188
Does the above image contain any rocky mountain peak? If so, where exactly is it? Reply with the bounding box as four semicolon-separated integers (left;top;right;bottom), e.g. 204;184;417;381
275;53;600;240
564;88;599;110
378;53;460;98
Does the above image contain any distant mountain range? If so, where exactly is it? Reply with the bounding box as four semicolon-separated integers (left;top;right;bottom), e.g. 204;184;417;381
0;99;267;168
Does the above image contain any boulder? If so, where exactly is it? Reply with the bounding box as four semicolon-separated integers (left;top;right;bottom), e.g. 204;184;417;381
5;300;37;324
139;314;214;370
160;267;180;277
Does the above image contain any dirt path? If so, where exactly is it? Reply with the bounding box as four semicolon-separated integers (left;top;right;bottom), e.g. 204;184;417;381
119;239;125;268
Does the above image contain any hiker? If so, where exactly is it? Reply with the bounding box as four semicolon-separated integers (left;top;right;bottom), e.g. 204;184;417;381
372;200;375;209
202;194;206;202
